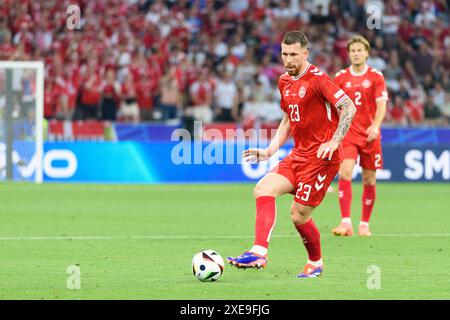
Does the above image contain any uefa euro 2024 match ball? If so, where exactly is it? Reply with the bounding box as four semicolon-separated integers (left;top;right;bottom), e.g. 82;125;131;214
192;250;224;282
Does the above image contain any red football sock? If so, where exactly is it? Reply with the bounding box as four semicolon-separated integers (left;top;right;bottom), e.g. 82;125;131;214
294;219;321;262
253;196;276;249
361;185;376;223
338;179;352;219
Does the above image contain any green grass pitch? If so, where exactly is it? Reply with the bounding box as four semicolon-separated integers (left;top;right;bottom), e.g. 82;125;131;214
0;182;449;300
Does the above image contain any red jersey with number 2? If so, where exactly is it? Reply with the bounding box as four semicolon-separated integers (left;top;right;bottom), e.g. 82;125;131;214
334;66;388;143
278;63;350;163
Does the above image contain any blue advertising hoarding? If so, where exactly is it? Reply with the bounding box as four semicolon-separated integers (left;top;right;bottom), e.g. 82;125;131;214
35;142;450;183
5;126;449;183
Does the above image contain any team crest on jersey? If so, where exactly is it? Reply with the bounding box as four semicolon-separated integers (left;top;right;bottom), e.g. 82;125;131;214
298;86;306;98
345;82;352;88
284;89;290;97
362;79;371;88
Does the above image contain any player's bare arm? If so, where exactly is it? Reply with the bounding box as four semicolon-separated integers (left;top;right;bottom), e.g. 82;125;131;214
317;97;356;160
243;113;290;162
366;99;387;142
333;98;357;143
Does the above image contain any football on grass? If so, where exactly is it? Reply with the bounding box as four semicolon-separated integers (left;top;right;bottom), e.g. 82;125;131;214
192;250;224;282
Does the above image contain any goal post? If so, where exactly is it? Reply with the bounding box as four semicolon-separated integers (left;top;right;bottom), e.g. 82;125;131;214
0;61;44;183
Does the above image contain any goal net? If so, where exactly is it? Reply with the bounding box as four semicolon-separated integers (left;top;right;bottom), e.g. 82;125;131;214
0;61;44;183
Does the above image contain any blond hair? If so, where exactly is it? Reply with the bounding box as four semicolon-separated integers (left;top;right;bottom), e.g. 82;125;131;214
347;35;371;53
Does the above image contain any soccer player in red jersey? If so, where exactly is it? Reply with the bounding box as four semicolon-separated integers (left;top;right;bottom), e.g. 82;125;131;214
332;36;388;237
227;31;356;277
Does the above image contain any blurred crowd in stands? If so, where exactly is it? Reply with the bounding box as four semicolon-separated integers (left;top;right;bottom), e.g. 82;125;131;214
1;0;449;127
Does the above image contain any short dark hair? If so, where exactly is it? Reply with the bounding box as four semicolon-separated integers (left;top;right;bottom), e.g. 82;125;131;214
282;31;308;47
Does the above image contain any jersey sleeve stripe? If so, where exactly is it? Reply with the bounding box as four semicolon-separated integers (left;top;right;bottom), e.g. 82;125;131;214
334;95;350;108
375;91;388;101
334;89;345;99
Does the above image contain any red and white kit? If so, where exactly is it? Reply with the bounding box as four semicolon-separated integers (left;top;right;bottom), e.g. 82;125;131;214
334;65;388;170
272;63;351;207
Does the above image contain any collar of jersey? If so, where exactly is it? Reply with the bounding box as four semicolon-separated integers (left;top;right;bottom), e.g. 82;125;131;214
349;64;369;76
291;62;311;80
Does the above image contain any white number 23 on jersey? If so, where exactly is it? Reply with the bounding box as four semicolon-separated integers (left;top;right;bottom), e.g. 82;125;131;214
289;104;300;122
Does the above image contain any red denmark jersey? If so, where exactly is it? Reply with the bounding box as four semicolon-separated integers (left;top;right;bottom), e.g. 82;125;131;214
278;63;350;162
334;65;388;141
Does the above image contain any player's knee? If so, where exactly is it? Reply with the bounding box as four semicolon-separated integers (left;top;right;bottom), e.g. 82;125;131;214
253;184;275;198
362;173;376;186
362;177;376;186
290;205;309;225
339;169;352;181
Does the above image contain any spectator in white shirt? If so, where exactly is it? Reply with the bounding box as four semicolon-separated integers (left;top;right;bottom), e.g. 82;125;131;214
431;82;446;108
414;2;436;26
214;72;238;122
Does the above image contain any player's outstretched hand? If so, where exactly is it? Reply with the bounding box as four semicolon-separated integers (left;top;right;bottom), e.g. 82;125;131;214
242;148;271;163
366;124;379;142
317;140;339;160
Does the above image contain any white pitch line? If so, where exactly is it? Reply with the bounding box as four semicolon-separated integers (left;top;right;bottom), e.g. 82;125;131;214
0;233;450;241
0;235;257;241
372;233;450;237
